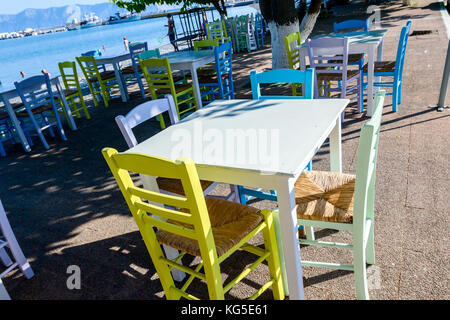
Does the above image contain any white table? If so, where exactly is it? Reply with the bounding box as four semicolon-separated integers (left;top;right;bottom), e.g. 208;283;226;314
95;52;132;103
0;76;77;152
298;30;387;116
161;50;215;109
127;98;348;299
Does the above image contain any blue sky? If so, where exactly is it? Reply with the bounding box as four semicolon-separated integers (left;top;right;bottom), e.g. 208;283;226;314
2;0;109;14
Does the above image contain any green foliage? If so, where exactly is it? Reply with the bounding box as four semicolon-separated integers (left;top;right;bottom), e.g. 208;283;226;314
112;0;225;14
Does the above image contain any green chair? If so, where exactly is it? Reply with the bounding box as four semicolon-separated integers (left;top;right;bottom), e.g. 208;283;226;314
76;56;119;107
275;90;386;300
58;61;90;121
102;148;285;300
139;57;196;127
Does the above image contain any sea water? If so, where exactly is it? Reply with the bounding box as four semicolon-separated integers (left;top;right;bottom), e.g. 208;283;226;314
0;6;257;90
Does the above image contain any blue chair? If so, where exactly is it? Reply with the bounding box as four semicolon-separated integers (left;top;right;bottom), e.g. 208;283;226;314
14;74;67;150
122;42;148;99
333;19;370;70
198;41;234;102
0;115;15;157
254;13;264;49
362;21;411;112
237;68;315;206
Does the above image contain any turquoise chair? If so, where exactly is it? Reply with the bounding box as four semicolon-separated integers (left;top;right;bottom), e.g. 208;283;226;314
237;68;315;206
274;90;386;300
363;21;411;112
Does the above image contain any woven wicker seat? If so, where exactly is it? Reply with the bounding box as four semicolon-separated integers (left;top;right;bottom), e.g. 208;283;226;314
198;73;229;84
154;83;193;95
121;65;141;74
63;89;79;97
156;197;263;257
316;69;360;81
362;61;396;73
156;177;214;195
295;170;356;223
329;53;365;64
88;70;116;83
16;104;53;118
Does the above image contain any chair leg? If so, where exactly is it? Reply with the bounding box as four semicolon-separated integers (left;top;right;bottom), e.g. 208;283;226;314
357;74;363;113
0;142;5;157
305;226;315;240
237;186;248;205
0;279;10;300
261;210;285;300
366;221;375;265
392;84;399;112
79;94;91;119
0;247;13;267
272;210;289;297
353;238;369;300
0;202;34;279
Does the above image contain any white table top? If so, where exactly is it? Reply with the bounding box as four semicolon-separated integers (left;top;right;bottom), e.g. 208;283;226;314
127;98;349;177
161;50;214;64
298;29;388;49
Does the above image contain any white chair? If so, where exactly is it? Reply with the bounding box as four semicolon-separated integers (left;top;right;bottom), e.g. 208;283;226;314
0;279;10;300
0;199;34;299
115;95;237;200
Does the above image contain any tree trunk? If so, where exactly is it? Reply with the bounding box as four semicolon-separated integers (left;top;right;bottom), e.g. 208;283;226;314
259;0;299;69
299;0;322;43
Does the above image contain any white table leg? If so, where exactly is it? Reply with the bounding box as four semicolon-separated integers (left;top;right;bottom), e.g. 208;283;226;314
276;176;305;300
54;79;77;131
366;46;376;116
1;96;31;152
113;63;128;103
0;279;10;300
190;65;203;109
329;117;342;173
375;39;384;93
140;174;186;282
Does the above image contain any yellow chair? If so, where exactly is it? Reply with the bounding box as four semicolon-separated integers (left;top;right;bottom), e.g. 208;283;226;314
76;56;120;107
284;32;303;96
139;57;196;125
57;61;90;121
102;148;284;300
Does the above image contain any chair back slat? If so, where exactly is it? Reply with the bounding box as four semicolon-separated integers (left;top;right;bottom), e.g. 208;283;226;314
137;49;161;60
284;32;301;70
213;42;234;99
250;68;315;100
58;61;81;91
129;42;148;70
333;19;370;34
102;148;218;275
115;95;178;148
193;39;219;51
307;37;350;83
76;56;102;80
395;21;412;79
14;74;55;111
353;90;385;229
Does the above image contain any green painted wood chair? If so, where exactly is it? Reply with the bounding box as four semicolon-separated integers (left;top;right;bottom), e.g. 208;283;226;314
275;90;386;300
57;61;90;122
76;56;119;107
235;15;251;53
205;20;230;45
139;57;196;127
284;32;302;96
102;148;285;300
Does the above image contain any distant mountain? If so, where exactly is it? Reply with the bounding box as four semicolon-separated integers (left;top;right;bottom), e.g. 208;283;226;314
0;2;180;33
